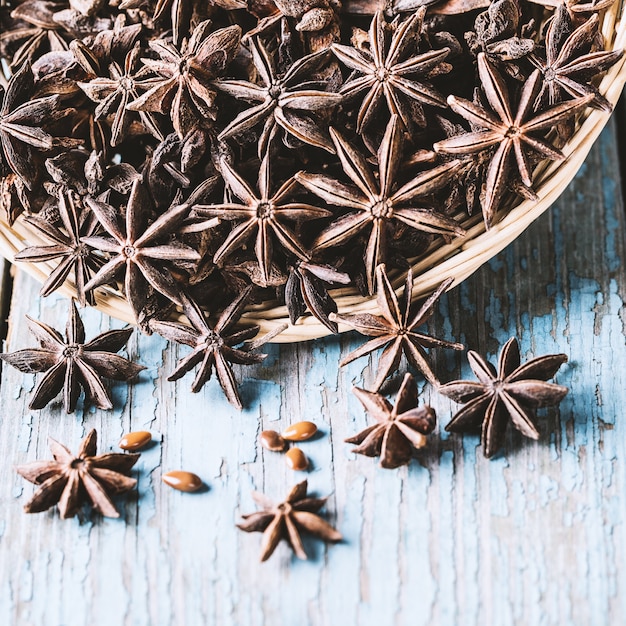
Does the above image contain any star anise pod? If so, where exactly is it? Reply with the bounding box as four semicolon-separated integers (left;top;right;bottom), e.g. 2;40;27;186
190;151;331;285
215;37;342;155
15;429;140;518
529;6;623;113
347;372;436;468
78;43;164;147
332;9;450;131
149;289;266;409
237;479;342;561
82;178;200;326
439;337;568;458
434;53;593;227
0;61;81;189
0;300;145;413
127;21;242;138
331;264;464;390
296;115;464;294
13;189;103;306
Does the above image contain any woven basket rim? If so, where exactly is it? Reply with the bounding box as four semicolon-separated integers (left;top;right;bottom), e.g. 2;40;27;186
2;3;626;342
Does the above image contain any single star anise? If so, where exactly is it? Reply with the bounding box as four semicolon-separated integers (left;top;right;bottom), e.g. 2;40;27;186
149;289;265;409
347;372;436;468
15;428;140;518
529;6;623;113
439;337;568;458
127;21;242;138
0;61;81;189
434;53;593;227
296;115;464;294
77;43;164;147
190;151;331;285
82;178;200;326
332;9;450;131
237;479;342;561
331;264;464;390
215;37;343;155
13;189;103;306
0;300;145;413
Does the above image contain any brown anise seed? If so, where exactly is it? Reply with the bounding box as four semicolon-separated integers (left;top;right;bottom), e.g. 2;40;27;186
285;447;309;471
162;471;203;492
119;431;152;451
260;430;286;452
281;421;318;442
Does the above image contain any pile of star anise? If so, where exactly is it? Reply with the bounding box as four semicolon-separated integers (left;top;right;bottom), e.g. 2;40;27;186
0;0;622;407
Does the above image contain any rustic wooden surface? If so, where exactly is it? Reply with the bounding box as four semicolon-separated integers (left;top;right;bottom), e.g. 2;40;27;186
0;116;624;626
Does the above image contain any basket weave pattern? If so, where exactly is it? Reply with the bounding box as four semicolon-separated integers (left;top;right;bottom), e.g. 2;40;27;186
2;3;625;342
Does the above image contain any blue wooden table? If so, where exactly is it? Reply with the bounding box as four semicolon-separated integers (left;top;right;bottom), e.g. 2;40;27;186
0;115;624;625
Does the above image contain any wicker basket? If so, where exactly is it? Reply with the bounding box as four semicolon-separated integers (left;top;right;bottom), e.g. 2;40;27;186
2;2;625;343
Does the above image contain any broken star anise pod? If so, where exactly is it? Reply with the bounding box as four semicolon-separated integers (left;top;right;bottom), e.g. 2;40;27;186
127;21;242;138
333;9;450;131
439;337;568;458
296;115;464;294
347;372;436;469
237;479;342;561
0;300;145;413
331;264;464;390
529;0;617;15
434;53;593;227
285;259;351;332
465;0;535;75
149;289;266;409
16;428;140;519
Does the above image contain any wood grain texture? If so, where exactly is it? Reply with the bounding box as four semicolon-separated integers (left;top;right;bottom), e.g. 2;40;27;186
0;119;625;626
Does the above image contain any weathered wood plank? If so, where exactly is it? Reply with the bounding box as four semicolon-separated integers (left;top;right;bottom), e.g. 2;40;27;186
0;118;624;626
